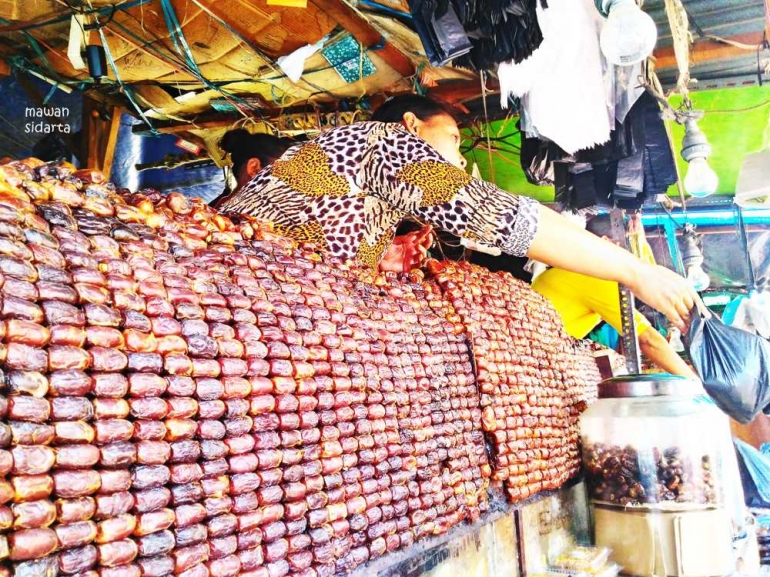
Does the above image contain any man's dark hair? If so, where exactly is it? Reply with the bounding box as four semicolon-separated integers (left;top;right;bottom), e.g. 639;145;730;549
219;129;293;176
372;94;455;123
585;214;613;238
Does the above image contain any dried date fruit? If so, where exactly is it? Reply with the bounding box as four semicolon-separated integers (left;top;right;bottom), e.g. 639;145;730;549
97;539;138;567
8;528;58;561
57;520;99;548
175;523;207;547
137;555;175;577
49;370;92;397
94;492;134;519
51;397;94;421
98;469;132;494
8;371;49;397
92;373;128;397
137;530;176;557
56;444;100;469
59;544;99;574
135;509;175;536
12;499;56;529
47;325;86;351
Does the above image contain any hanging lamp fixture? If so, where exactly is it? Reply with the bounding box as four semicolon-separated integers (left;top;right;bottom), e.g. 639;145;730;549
596;0;658;65
681;223;710;291
680;112;719;198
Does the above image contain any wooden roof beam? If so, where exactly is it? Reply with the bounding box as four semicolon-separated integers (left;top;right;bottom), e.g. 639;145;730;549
131;77;490;137
652;31;766;69
309;0;416;77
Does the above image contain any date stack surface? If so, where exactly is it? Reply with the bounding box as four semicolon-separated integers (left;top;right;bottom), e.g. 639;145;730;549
426;261;596;503
0;159;600;577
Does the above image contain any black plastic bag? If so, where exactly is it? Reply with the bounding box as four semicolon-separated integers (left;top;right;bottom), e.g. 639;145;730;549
520;131;568;186
684;311;770;424
409;0;472;66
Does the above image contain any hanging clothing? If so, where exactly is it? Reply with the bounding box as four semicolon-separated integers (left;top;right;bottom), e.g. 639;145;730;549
218;122;541;268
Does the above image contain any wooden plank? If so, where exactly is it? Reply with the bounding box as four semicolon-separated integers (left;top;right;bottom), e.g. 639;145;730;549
190;0;337;57
82;97;101;170
652;32;765;69
82;96;121;174
308;0;415;77
101;109;122;179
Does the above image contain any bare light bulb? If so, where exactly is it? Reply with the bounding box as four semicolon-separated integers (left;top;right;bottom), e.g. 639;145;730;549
683;156;719;198
599;0;658;65
687;265;711;292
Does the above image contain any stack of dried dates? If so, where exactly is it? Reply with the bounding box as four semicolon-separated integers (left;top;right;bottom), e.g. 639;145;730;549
572;340;602;405
426;262;600;503
0;158;599;576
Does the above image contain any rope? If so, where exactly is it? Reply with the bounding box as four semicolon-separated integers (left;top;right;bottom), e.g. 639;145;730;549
0;0;151;33
187;0;280;75
158;0;265;120
97;27;158;134
663;0;691;106
0;16;67;85
480;71;495;183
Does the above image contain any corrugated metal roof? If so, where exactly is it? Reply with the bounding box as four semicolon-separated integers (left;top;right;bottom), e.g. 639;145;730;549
644;0;768;87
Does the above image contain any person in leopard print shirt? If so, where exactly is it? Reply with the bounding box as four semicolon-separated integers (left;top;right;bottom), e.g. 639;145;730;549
218;95;701;331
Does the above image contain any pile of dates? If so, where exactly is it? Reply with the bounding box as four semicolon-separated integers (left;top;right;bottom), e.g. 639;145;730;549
0;158;586;577
426;262;598;503
583;443;718;506
573;340;602;405
0;158;599;576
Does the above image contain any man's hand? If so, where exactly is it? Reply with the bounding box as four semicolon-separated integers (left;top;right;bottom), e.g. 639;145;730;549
379;225;434;273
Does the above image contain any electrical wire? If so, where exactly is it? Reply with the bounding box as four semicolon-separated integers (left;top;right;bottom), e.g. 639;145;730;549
705;99;770;114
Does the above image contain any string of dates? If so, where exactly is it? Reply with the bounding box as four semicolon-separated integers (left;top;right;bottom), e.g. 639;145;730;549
0;158;600;577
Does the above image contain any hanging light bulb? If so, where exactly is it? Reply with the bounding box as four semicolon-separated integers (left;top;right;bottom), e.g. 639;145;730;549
681;116;719;198
681;224;710;291
686;263;711;292
597;0;658;66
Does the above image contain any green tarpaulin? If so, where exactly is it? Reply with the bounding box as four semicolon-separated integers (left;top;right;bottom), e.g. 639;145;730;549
464;85;770;202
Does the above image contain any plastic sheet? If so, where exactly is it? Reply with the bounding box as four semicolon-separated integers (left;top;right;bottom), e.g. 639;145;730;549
735;439;770;506
409;0;540;70
498;0;609;154
409;0;472;66
685;311;770;424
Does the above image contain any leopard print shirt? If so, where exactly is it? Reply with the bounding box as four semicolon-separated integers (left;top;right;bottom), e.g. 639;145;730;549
218;122;540;268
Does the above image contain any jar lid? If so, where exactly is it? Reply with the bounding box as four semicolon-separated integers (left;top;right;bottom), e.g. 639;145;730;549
598;374;701;399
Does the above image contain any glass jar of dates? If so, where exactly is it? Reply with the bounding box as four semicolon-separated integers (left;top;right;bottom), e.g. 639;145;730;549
580;375;743;511
579;375;748;576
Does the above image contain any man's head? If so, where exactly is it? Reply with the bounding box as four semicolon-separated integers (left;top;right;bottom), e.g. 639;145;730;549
219;129;294;190
372;94;466;170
